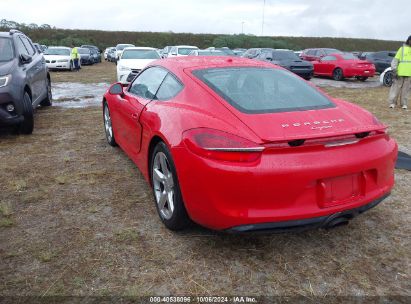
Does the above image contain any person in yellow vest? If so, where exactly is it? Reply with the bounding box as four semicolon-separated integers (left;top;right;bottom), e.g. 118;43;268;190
388;36;411;109
71;46;80;72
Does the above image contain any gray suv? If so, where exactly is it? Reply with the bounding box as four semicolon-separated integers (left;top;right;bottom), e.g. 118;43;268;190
0;29;52;134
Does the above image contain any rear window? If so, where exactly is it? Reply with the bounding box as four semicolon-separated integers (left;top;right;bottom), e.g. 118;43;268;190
193;67;334;114
122;49;160;59
44;48;70;56
341;53;356;60
0;38;14;61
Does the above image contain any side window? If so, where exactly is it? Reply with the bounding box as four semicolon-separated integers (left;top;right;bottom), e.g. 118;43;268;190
129;67;168;100
20;36;36;56
156;73;183;101
15;37;29;56
170;47;177;54
322;56;336;61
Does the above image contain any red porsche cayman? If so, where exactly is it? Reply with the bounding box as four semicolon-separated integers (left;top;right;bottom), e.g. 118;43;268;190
102;56;397;232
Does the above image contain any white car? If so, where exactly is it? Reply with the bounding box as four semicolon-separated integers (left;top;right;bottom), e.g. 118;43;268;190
43;47;74;70
115;43;135;61
167;45;199;57
116;47;161;84
380;67;393;87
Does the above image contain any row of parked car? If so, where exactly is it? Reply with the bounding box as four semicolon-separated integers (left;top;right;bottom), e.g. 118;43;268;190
41;45;102;71
108;44;395;86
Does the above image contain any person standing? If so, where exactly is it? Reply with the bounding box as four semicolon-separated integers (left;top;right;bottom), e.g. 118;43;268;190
71;46;80;72
388;35;411;109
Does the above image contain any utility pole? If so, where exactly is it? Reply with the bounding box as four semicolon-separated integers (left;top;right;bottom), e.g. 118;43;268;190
262;0;266;36
241;21;245;34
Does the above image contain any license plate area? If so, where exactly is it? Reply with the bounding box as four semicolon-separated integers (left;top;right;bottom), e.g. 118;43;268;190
317;173;365;208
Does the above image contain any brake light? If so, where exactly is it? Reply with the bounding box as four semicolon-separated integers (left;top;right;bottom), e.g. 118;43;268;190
183;128;264;162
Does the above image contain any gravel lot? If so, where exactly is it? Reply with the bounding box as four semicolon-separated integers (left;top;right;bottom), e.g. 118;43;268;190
0;61;410;299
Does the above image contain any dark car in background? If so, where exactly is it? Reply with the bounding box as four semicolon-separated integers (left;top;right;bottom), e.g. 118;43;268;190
81;45;101;63
0;30;52;134
300;48;343;61
256;49;314;80
77;47;94;65
362;51;396;74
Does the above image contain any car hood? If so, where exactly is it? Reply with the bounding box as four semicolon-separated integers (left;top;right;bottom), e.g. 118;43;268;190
117;59;157;69
0;60;16;75
44;55;71;61
233;99;384;143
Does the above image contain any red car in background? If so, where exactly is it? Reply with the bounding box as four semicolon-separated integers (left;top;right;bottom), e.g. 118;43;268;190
102;56;396;232
300;48;343;61
313;53;376;81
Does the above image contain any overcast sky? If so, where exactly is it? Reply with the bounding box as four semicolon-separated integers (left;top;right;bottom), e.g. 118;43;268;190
2;0;410;41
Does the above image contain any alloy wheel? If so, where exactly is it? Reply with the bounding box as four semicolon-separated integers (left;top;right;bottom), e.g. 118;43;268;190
104;104;113;141
152;152;175;220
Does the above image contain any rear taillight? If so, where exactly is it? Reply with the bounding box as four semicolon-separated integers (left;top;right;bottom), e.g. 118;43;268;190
183;128;264;162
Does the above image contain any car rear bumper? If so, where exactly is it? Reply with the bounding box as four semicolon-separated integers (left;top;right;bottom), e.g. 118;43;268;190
173;135;397;230
344;67;375;78
226;192;389;233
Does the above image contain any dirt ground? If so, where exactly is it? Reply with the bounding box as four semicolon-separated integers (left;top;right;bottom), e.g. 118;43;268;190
0;61;410;299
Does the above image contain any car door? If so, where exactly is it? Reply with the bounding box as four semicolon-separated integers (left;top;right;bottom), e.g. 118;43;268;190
20;36;47;104
14;36;40;104
117;67;168;159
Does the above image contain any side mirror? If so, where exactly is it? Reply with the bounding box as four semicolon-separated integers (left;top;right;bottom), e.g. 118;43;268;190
109;83;124;96
20;54;32;64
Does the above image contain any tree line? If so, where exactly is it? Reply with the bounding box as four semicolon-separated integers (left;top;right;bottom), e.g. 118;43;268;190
0;19;402;52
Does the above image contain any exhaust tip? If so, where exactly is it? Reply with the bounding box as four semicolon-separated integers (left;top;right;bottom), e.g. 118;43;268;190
325;217;350;229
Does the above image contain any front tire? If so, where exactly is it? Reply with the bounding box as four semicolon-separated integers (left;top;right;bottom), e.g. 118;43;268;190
103;102;117;146
333;68;344;81
151;142;190;230
18;92;34;134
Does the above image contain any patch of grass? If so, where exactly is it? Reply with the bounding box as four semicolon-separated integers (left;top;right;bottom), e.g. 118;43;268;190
115;229;140;242
55;176;67;185
37;251;58;262
0;218;14;227
13;180;27;192
0;202;13;216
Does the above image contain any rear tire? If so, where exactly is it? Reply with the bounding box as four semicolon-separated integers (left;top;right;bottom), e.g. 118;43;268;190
150;142;190;230
332;68;344;81
383;71;393;87
18;92;34;135
40;78;52;107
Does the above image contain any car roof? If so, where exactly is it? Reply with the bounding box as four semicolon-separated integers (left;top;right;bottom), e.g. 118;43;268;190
150;56;279;74
175;45;198;48
122;47;157;51
47;46;71;49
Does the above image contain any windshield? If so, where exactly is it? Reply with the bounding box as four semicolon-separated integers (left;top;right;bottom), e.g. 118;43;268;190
193;67;334;114
121;50;160;59
77;48;90;54
117;44;135;51
0;38;14;61
272;51;300;60
44;48;70;56
178;48;198;55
